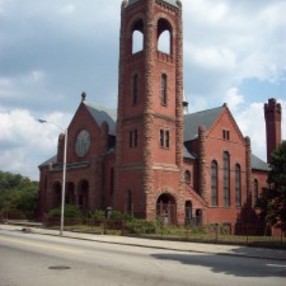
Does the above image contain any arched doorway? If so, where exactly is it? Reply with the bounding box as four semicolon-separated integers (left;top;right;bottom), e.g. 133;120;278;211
156;193;177;225
78;180;89;213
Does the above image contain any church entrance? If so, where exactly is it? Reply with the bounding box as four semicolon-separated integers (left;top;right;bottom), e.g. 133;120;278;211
156;194;177;225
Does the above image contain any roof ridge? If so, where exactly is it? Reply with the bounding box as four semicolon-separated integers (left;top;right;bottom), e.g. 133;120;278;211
186;105;223;117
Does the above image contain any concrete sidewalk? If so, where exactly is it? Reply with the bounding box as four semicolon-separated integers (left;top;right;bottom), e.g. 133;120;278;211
1;223;285;261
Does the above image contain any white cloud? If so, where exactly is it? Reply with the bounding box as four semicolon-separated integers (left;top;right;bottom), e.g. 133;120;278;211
235;102;266;159
0;108;71;179
189;46;237;71
224;87;244;111
184;0;286;98
0;0;6;14
59;4;76;15
232;98;286;161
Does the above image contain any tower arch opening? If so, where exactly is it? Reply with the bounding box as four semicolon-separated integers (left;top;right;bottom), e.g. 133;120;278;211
157;18;172;54
131;19;144;54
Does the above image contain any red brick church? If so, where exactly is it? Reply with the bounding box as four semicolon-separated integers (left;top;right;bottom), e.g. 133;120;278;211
37;0;282;232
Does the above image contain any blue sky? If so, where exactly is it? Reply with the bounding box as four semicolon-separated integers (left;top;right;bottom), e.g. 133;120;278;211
0;0;285;180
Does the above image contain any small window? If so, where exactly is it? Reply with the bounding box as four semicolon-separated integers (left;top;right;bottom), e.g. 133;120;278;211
159;129;170;149
223;130;230;140
165;130;170;148
132;74;138;105
160;129;164;147
184;170;191;184
160;74;167;106
129;129;138;148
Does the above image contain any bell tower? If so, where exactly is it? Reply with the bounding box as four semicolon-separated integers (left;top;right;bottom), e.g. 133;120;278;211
115;0;184;223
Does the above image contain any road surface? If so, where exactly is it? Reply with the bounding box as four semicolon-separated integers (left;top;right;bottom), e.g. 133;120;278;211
0;229;285;286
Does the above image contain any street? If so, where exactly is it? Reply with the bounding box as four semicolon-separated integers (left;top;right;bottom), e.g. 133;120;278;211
0;229;285;286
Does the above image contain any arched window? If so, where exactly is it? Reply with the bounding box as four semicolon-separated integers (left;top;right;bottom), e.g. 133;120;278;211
132;19;144;54
185;201;192;224
160;74;167;105
253;179;259;207
126;190;133;214
211;160;218;206
223;152;230;206
78;180;89;212
157;18;172;55
110;167;114;195
132;74;138;105
235;164;241;207
184;170;191;184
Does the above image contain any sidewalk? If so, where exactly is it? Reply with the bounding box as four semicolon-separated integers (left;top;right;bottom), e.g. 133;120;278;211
1;222;285;261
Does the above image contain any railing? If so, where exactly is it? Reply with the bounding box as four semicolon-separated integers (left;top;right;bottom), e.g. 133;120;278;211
42;217;286;247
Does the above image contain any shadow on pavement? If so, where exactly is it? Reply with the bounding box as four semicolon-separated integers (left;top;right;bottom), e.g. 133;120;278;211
151;250;286;278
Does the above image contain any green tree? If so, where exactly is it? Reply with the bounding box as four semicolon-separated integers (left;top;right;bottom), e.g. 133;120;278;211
0;171;38;219
257;141;286;231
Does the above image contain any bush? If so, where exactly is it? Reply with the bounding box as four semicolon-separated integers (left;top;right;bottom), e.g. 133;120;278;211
88;210;105;220
103;210;132;221
126;218;157;235
48;204;82;218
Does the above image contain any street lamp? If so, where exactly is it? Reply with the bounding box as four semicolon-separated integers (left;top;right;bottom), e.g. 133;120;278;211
38;119;68;236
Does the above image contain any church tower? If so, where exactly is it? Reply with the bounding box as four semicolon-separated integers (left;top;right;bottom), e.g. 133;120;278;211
264;98;282;163
115;0;184;223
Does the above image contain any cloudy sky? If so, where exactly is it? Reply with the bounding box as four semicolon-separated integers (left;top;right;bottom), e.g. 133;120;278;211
0;0;285;180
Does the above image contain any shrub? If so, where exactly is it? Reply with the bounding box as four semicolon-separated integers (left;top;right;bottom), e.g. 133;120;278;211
88;210;105;220
48;204;82;218
126;218;157;235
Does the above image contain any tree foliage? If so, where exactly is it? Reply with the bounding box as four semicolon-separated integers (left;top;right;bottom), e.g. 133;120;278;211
257;141;286;231
0;171;38;219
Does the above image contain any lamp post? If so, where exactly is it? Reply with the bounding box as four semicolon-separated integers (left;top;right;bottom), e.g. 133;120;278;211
38;119;67;236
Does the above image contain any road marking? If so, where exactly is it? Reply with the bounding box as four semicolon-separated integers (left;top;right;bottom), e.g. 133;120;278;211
0;235;82;254
266;264;286;268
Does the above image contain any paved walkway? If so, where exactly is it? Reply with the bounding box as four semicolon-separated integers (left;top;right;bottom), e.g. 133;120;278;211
1;222;285;261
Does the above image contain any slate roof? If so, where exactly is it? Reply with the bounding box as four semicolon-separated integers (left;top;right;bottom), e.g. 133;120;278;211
38;155;57;168
85;102;117;136
251;154;270;171
183;147;197;160
184;106;223;141
128;0;180;8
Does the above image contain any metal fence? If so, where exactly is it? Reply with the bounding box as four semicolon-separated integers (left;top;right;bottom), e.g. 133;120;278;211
43;217;286;247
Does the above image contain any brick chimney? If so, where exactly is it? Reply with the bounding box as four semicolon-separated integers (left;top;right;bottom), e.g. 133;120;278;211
264;98;282;163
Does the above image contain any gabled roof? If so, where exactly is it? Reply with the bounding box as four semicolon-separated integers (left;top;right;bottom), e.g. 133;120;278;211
84;102;117;136
184;106;223;141
251;154;270;172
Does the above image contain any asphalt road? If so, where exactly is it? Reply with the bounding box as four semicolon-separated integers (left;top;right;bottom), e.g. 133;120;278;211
0;229;285;286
